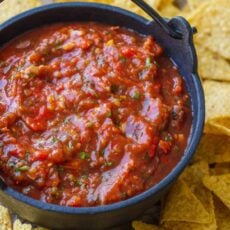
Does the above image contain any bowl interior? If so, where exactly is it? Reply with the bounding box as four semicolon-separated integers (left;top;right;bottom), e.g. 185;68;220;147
0;1;204;218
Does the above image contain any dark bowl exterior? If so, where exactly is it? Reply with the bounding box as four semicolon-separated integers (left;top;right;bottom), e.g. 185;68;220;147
0;3;205;230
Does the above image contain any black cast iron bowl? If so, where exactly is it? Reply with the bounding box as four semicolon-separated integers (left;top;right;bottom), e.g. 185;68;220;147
0;2;205;230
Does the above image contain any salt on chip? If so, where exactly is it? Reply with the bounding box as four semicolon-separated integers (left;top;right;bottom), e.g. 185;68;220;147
214;196;230;230
188;1;230;59
160;179;211;224
203;174;230;209
196;44;230;81
0;0;42;24
132;221;161;230
0;205;12;230
192;134;230;164
203;80;230;136
13;220;32;230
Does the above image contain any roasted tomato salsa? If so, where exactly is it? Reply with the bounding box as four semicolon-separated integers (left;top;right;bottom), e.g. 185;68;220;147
0;22;191;207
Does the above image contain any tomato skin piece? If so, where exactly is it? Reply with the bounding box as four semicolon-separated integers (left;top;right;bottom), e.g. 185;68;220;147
25;106;54;132
148;137;159;158
158;140;172;154
149;144;157;158
32;150;49;161
121;47;137;58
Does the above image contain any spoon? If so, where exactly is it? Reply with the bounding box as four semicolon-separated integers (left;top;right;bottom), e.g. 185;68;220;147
131;0;183;39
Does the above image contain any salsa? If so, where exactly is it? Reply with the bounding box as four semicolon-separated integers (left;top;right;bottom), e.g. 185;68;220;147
0;22;191;206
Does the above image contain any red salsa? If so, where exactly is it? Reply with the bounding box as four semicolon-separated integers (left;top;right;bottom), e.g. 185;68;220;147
0;22;191;206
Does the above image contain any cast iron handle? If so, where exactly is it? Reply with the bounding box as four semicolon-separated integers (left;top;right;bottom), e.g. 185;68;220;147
131;0;183;39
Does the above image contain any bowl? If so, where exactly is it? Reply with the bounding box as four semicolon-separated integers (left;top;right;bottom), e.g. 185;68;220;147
0;2;205;229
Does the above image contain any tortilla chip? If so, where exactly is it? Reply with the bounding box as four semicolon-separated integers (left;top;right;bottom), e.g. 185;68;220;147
155;0;211;18
13;220;32;230
160;179;211;224
196;44;230;81
156;1;182;18
0;205;12;230
203;174;230;209
179;161;216;228
188;1;230;59
207;119;230;137
210;163;230;175
186;0;210;10
132;221;161;230
214;196;230;230
0;0;42;24
192;134;230;164
180;161;209;186
53;0;159;19
161;219;216;230
203;80;230;136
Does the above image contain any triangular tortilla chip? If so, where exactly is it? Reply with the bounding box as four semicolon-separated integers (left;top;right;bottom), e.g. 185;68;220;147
188;1;230;59
214;196;230;230
203;80;230;136
161;219;216;230
0;0;41;23
192;134;230;164
196;44;230;81
203;174;230;209
132;221;161;230
161;179;211;224
180;161;216;228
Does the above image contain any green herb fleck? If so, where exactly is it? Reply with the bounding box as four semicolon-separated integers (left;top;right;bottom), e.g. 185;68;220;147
94;92;99;98
86;122;94;128
81;175;88;180
28;72;36;78
162;132;172;142
80;152;89;160
64;118;70;124
57;166;64;173
25;151;30;160
101;150;105;156
104;161;113;167
106;111;112;118
146;57;151;67
119;56;126;64
121;192;128;198
51;136;58;144
132;91;140;100
75;180;82;187
16;165;29;172
174;145;180;153
111;85;119;93
8;162;15;168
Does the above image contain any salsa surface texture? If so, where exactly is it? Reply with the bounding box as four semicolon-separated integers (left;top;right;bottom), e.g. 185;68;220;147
0;22;191;206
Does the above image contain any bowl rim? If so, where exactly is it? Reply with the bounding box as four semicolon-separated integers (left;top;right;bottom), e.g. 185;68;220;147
0;2;205;215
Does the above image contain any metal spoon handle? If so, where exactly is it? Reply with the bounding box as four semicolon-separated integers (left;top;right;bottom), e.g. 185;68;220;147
131;0;183;39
